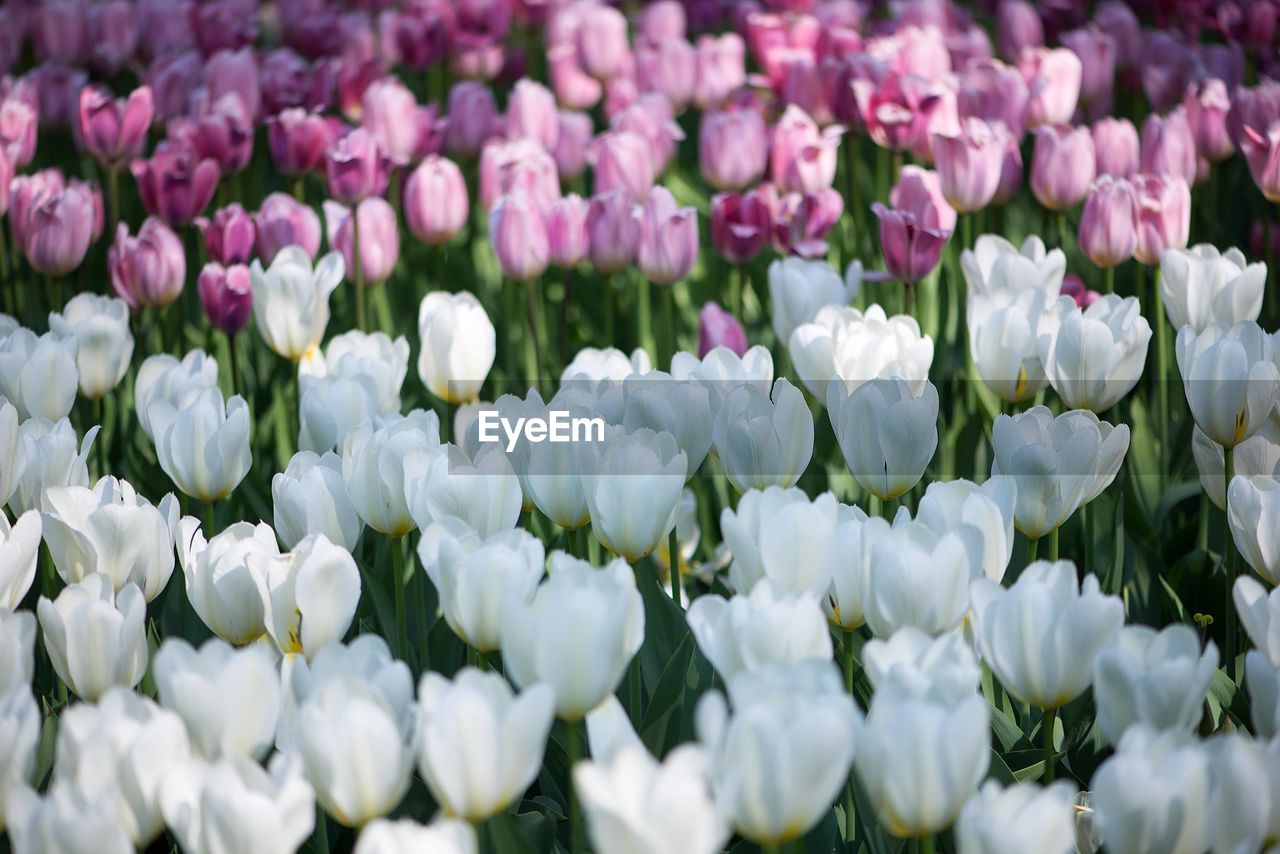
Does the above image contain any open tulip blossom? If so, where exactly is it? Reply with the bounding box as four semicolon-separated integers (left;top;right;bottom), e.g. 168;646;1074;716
4;2;1280;853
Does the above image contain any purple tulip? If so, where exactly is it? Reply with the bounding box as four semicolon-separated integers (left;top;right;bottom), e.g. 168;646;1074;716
35;0;89;66
9;170;64;251
635;37;697;112
489;192;550;283
772;187;843;259
260;48;331;115
591;130;656;200
1030;124;1096;211
168;92;255;175
198;262;253;335
444;81;499;158
996;0;1043;61
1140;32;1195;115
1092;117;1140;178
323;198;400;286
1185;78;1235;164
873;202;949;284
548;193;590;268
852;72;939;154
1060;27;1115;114
891;166;957;234
957;59;1029;140
196;204;256;266
480;137;560;215
325;127;390;205
19;177;97;277
109;218;186;309
1061;273;1101;308
131;142;220;227
698;302;747;358
404;155;469;246
586;190;641;274
254;192;322;264
612;96;685;175
1077;175;1138;269
145;50;204;122
0;150;10;219
638;186;699;286
1093;2;1140;73
204;46;261;122
711;190;772;265
1228;80;1280;150
267;108;337;177
362;77;421;167
377;6;450;71
192;0;258;57
931;117;1004;214
135;0;196;62
88;0;138;75
30;63;88;130
77;85;154;169
1133;173;1191;266
699;106;768;191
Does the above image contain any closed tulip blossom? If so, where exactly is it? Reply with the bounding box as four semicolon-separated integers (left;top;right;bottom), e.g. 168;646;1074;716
710;191;771;266
37;573;146;701
266;108;336;177
1235;576;1280;668
550;45;603;112
1093;117;1140;178
583;429;687;562
1185;78;1234;164
404;444;522;540
324;198;400;286
6;417;99;518
955;781;1077;854
443;82;498;158
829;377;939;502
47;293;134;400
1019;48;1082;130
272;450;363;552
110;216;187;311
1242;122;1280;202
1160;245;1265;333
325;127;390;205
0;329;79;423
791;303;934;399
254;192;322;263
503;554;644;721
416;291;495;404
0;94;38;169
862;516;974;638
1031;125;1096;211
874;196;949;284
698;302;747;358
0;505;39;612
8;781;135;854
770;104;840;193
713;378;813;492
547;194;590;268
77;85;153;168
996;0;1042;60
991;406;1129;540
688;581;832;680
1077;176;1138;270
1228;476;1280;585
1061;26;1115;113
590;130;656;200
1132;174;1191;266
197;263;253;335
767;256;853;344
505;79;559;152
961;234;1066;299
403;156;469;246
361;78;421;167
586;190;641;274
1038;295;1151;413
853;71;941;154
637;186;698;286
1093;624;1219;745
915;477;1018;583
19;177;97;277
153;637;281;759
250;247;344;361
1139;109;1197;187
131;143;220;226
1090;728;1209;854
931;117;1005;214
489;192;550;283
1176;320;1280;449
343;410;442;538
967;287;1051;403
699;106;768;191
148;386;251;504
195;203;255;266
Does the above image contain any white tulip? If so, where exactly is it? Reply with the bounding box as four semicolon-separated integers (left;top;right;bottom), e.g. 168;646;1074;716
1228;475;1280;585
1160;244;1265;333
562;346;651;388
6;417;98;517
272;450;364;551
503;554;644;721
459;388;545;509
0;610;34;693
1093;624;1218;745
955;781;1077;854
1204;734;1270;854
406;444;522;539
41;476;178;600
825;513;891;631
687;580;833;682
36;574;147;701
1193;419;1280;510
153;637;281;760
416;668;554;822
161;754;316;854
584;429;687;562
0;327;78;421
619;373;715;474
829;376;939;501
0;686;39;830
355;818;477;854
862;626;981;703
574;742;729;854
1039;294;1151;413
134;349;220;440
422;525;545;652
790;303;933;400
256;534;360;659
967;286;1052;403
300;329;409;415
250;246;344;361
961;234;1065;299
0;509;40;609
670;345;773;397
990;406;1129;539
417;291;496;404
713;378;812;492
914;476;1017;583
1090;727;1208;854
523;401;594;529
1234;575;1280;667
52;687;190;846
767;256;851;344
697;662;858;846
150;387;252;503
864;515;974;637
1245;651;1280;737
0;399;24;507
342;409;442;537
174;516;279;645
1176;320;1280;449
48;293;134;400
970;560;1124;709
7;780;134;854
298;371;384;454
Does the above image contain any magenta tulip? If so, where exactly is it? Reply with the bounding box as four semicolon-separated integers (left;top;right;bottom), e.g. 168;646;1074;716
1030;125;1096;211
324;198;400;286
204;46;261;121
325;127;390;205
35;0;89;66
891;166;957;234
637;187;698;286
196;204;256;266
169;92;255;175
78;86;153;169
267;108;336;177
1061;273;1101;308
1132;174;1191;266
772;187;843;259
19;178;97;277
711;191;771;266
198;262;253;335
698;302;747;358
1077;175;1138;269
931;117;1004;214
873;202;949;284
586;190;641;275
1139;109;1197;186
361;77;421;167
404;156;469;246
1092;117;1140;178
109;218;186;308
699;106;769;191
852;72;939;154
259;48;330;115
131;142;220;227
490;192;550;283
31;63;88;130
548;193;590;268
0;150;10;219
254;192;322;264
1093;2;1140;73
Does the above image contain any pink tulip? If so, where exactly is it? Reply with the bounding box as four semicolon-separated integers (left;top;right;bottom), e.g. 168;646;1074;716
88;0;138;75
591;130;656;199
853;72;939;153
1061;273;1101;308
772;187;843;259
131;143;220;227
931;117;1004;214
168;92;255;175
254;192;322;263
198;262;253;335
1092;2;1140;73
699;106;768;191
444;81;499;158
957;59;1028;140
586;190;641;274
640;1;687;44
336;57;386;122
996;0;1043;61
891;166;957;234
553;111;593;181
692;33;746;110
549;43;603;111
77;86;154;169
1030;124;1096;211
548;194;590;268
19;177;97;278
1242;123;1280;203
637;186;698;286
324;197;400;286
377;6;450;71
1185;79;1235;164
1060;27;1115;113
267;108;337;177
611;97;685;176
1139;108;1197;186
635;37;697;111
490;192;550;282
1077;176;1137;269
145;50;204;122
325;127;390;205
576;4;630;82
506;79;560;153
361;77;421;167
770;104;840;193
1092;117;1140;178
260;48;332;115
404;156;469;246
710;190;771;266
196;204;256;266
135;0;196;62
873;202;949;284
449;0;511;82
204;46;261;122
991;128;1024;206
480;137;560;214
109;218;186;308
698;302;747;358
9;170;64;252
1132;174;1191;266
1019;48;1082;130
413;105;447;162
0;94;38;168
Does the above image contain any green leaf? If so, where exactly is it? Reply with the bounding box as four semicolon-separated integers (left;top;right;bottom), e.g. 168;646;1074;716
640;632;694;738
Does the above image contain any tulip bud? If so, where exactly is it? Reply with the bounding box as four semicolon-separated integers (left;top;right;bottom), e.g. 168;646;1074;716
829;377;939;502
931;117;1004;214
77;85;153;168
873;203;949;284
699;107;768;191
267;108;336;177
1185;78;1234;163
957;782;1077;854
0;94;37;169
0;508;41;610
109;218;186;310
416;291;495;404
194;262;252;335
549;44;603;111
47;293;134;400
148;386;252;504
991;129;1024;205
342;410;441;537
1092;117;1140;178
1030;124;1096;211
576;5;630;81
1160;245;1264;333
131;143;220;226
195;203;256;266
698;302;747;358
134;350;220;441
1132;174;1190;266
272;450;363;552
637;187;698;286
250;248;344;361
767;256;851;344
713;378;813;492
444;82;498;158
18;177;96;277
547;194;589;268
1060;27;1115;112
689;581;832;680
324;198;400;286
403;156;468;246
1242;123;1280;203
325;127;390;205
1139;108;1197;187
489;193;550;283
996;0;1043;60
585;190;641;274
770;104;839;193
584;430;688;562
1077;175;1138;269
1040;294;1151;414
172;517;278;645
591;130;656;199
254;191;322;264
505;79;559;152
967;287;1050;403
37;573;147;702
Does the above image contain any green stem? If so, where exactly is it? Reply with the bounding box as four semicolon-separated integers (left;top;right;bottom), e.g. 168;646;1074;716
202;500;215;537
604;275;616;344
903;280;915;318
525;279;543;393
1056;212;1069;253
226;333;239;399
661;284;676;368
1103;265;1114;295
1154;268;1169;491
1082;502;1093;579
668;526;681;608
636;276;653;358
315;813;328;852
353;209;366;332
106;167;121;246
1027;535;1040;566
1225;445;1237;683
1042;707;1057;783
392;535;408;662
93;396;108;479
842;629;855;694
1048;526;1059;561
568;721;584;854
293;177;305;203
731;264;743;321
844;138;862;262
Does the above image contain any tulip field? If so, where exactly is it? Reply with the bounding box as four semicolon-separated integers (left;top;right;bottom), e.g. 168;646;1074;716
6;0;1280;852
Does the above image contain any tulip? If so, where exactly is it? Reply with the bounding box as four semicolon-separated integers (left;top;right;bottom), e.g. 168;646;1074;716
404;446;522;545
1132;174;1191;266
551;111;592;182
195;203;255;266
583;429;687;562
444;82;498;158
0;685;38;828
617;374;714;474
790;302;934;399
1093;624;1218;745
250;247;344;361
161;755;316;854
586;190;641;274
355;819;476;854
415;668;554;822
955;781;1077;854
688;581;832;681
1063;27;1116;112
0;401;20;511
47;293;134;400
1185;78;1234;163
272;450;363;552
77;85;152;168
861;626;982;702
302;329;409;419
0;94;38;169
698;303;746;358
873;202;949;285
967;287;1050;403
1030;125;1096;211
550;44;602;111
1193;418;1280;511
1093;117;1140;178
130;143;220;226
829;377;939;501
861;515;973;638
253;193;320;264
1227;475;1280;585
931;117;1004;214
18;178;96;277
0;501;38;611
324;198;400;286
547;194;589;268
996;0;1042;60
576;4;629;81
196;263;253;336
149;386;251;503
1176;320;1280;449
991;406;1130;539
1077;176;1137;270
713;378;813;493
173;516;278;645
1242;123;1280;202
637;187;698;286
767;256;851;344
591;130;656;199
325;127;390;205
37;573;146;702
710;191;770;266
6;418;98;517
134;350;220;440
1206;735;1273;854
770;104;839;193
852;72;941;155
503;554;644;721
108;218;186;310
1090;728;1209;854
1019;48;1082;130
699;107;768;191
342;410;442;537
504;79;559;153
1139;109;1197;186
403;156;468;246
0;329;79;423
266;108;335;177
1039;294;1151;413
916;477;1017;583
153;637;280;760
699;664;859;846
254;534;359;660
361;78;420;167
692;32;745;109
7;780;135;854
1160;245;1265;333
489;192;550;283
167;93;254;175
416;291;496;404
